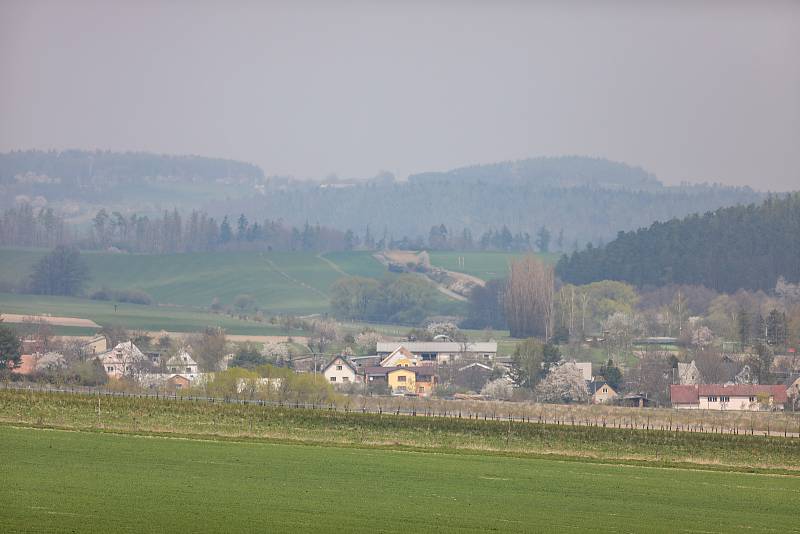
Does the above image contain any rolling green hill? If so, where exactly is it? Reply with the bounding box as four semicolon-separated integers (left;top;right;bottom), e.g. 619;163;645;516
0;248;386;314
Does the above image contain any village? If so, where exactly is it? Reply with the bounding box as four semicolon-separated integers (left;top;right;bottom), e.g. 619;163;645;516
8;327;799;412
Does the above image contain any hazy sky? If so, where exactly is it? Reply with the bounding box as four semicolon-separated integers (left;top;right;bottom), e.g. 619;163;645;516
1;1;798;189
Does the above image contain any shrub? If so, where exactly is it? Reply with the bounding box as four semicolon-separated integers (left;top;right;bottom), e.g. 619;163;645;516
90;287;154;305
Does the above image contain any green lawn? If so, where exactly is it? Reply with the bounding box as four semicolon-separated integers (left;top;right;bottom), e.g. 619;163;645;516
0;248;387;314
0;293;292;335
1;426;797;533
428;251;559;281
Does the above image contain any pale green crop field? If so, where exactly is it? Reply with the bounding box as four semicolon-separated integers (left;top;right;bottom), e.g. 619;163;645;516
1;425;798;533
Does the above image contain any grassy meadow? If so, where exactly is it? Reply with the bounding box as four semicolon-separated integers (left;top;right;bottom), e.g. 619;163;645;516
2;425;798;533
0;293;292;335
0;248;387;313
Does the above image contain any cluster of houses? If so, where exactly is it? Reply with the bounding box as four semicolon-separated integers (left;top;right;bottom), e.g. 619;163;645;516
321;342;499;397
12;335;203;391
323;342;631;404
99;340;201;390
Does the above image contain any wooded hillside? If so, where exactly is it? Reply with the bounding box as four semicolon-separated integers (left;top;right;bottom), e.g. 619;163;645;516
556;194;800;292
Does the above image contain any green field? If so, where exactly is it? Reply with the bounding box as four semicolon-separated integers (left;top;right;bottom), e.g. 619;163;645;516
2;390;800;532
2;425;798;532
0;293;292;335
428;251;559;281
0;248;386;314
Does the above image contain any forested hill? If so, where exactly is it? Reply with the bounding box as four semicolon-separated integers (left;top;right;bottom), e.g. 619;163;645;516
408;156;662;190
556;193;800;292
0;150;263;207
2;151;765;246
222;156;762;248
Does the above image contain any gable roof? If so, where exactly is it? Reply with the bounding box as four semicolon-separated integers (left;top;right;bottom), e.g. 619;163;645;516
457;362;493;372
587;380;615;395
166;349;198;368
100;341;146;365
322;356;358;374
379;346;418;367
677;361;701;384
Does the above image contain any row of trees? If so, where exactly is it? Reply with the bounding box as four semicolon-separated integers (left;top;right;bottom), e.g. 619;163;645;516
88;209;351;254
423;224;555;252
0;204;353;254
0;203;70;248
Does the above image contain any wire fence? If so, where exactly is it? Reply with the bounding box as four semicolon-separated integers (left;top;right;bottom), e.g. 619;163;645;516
3;382;799;438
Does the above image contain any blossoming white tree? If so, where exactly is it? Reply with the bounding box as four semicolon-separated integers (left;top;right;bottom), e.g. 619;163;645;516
536;362;589;403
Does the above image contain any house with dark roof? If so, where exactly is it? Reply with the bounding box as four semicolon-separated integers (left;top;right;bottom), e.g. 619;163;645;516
364;365;437;397
322;356;361;387
670;384;788;411
587;380;618;404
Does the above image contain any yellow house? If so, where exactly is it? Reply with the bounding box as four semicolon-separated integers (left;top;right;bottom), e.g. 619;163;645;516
385;367;437;396
388;368;416;394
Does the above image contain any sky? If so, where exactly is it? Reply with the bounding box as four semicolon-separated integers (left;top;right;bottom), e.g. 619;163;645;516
1;0;798;190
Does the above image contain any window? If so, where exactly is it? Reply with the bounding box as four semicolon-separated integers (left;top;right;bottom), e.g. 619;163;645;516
397;376;407;382
186;367;192;373
419;386;424;392
336;365;342;370
749;396;755;402
330;377;336;382
707;396;717;402
342;376;349;382
720;396;730;402
107;366;114;372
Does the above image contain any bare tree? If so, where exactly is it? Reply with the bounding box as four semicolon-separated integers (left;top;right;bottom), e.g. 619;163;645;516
505;256;554;339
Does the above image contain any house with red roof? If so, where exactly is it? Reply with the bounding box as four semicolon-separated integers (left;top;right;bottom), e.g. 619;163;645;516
670;384;788;411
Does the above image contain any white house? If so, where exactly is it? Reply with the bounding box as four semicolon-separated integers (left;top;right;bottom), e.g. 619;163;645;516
166;349;199;377
376;341;497;365
670;384;788;411
99;341;147;379
322;356;361;386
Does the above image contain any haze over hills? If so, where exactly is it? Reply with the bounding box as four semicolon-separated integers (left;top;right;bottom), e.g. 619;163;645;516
0;150;766;247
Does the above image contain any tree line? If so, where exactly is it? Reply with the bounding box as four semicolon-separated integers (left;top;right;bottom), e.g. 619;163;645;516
0;205;351;254
556;193;800;293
